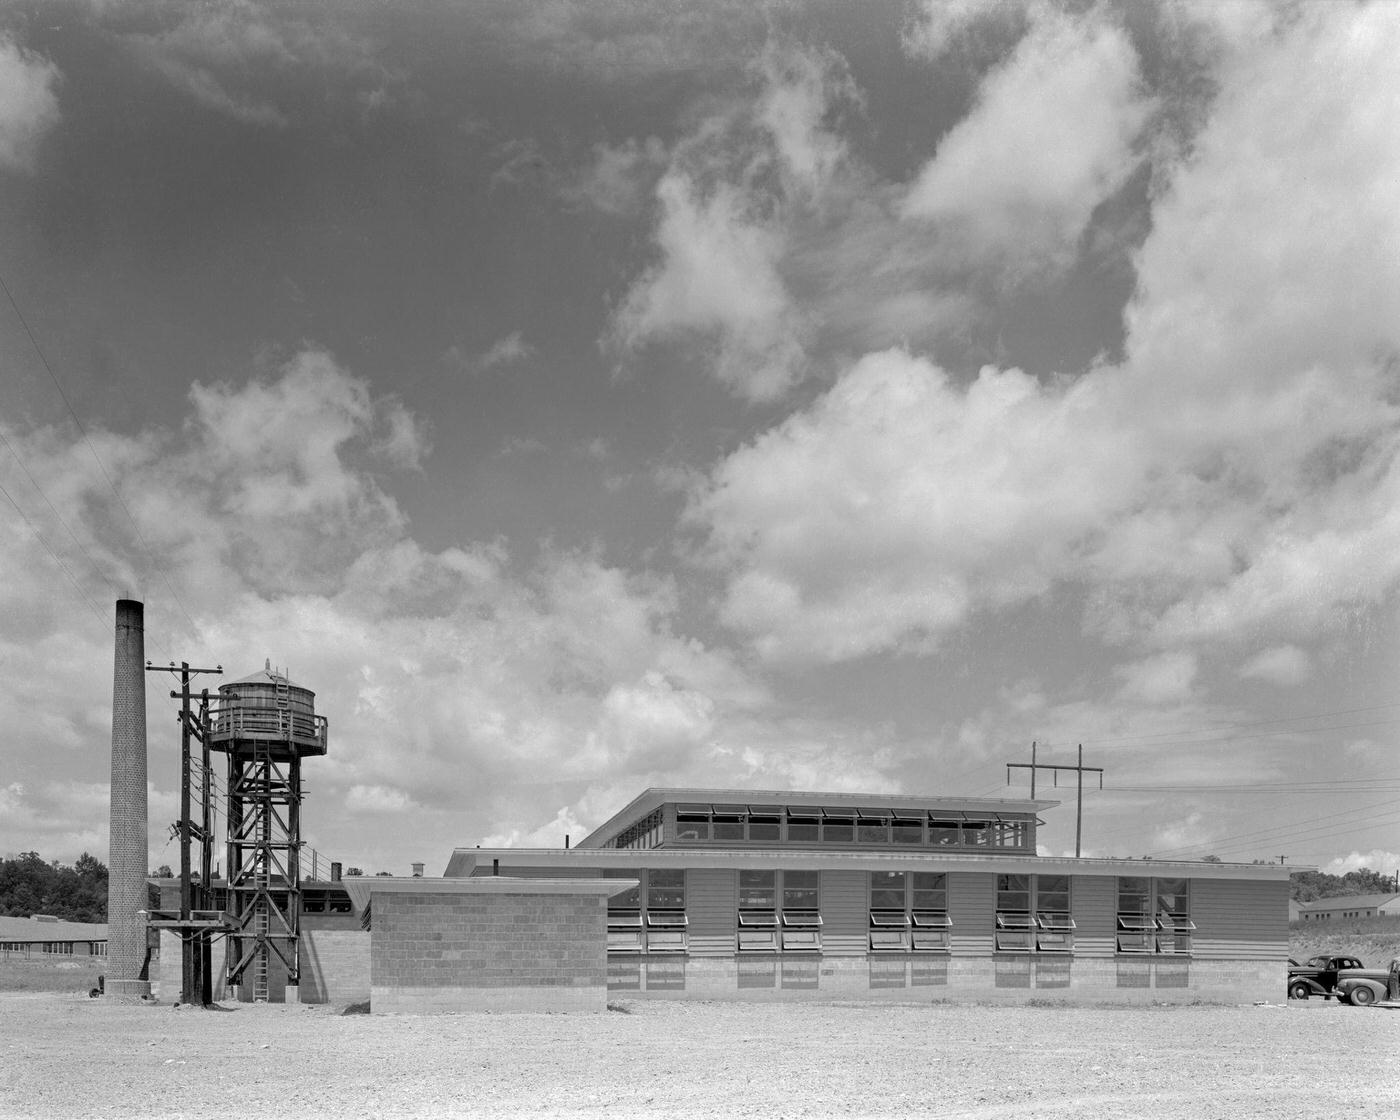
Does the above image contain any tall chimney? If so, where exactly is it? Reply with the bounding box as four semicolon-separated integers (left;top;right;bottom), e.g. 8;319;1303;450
106;599;150;997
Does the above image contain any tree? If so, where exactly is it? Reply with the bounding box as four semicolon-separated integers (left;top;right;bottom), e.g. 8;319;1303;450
0;852;108;922
344;867;364;877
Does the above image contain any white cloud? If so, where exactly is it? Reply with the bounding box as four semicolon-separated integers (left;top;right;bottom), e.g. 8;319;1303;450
902;0;1018;58
113;1;393;128
345;784;418;813
689;348;1140;663
611;173;805;401
1236;645;1310;687
755;40;858;202
690;4;1400;667
1322;851;1400;879
607;40;858;402
902;8;1152;272
1114;651;1198;705
474;331;536;372
0;355;791;864
0;36;61;173
566;137;667;216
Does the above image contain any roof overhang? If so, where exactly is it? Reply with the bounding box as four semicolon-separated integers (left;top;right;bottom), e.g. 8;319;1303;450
444;848;1296;881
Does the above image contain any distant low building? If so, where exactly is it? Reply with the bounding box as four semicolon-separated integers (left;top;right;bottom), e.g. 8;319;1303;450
0;914;108;957
1295;893;1400;922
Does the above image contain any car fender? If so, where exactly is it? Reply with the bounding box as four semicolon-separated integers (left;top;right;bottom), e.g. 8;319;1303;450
1337;978;1386;1003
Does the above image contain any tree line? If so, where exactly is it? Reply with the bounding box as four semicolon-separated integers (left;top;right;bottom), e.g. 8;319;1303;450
2;851;1395;924
0;852;109;924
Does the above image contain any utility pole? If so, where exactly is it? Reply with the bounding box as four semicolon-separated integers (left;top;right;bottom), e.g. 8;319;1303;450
1006;744;1103;858
146;660;222;1005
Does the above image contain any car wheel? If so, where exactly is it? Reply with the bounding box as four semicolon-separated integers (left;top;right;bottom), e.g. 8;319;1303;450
1350;986;1376;1007
1288;981;1310;1000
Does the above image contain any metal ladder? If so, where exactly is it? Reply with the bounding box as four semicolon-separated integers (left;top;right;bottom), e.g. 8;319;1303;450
252;737;271;1003
274;668;290;737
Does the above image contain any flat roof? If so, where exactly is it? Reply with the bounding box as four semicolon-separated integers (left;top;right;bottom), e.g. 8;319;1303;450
445;847;1296;881
340;875;639;922
577;787;1060;847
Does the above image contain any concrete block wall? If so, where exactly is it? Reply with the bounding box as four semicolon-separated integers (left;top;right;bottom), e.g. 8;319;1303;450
370;891;609;1013
602;953;1276;1004
300;929;370;1005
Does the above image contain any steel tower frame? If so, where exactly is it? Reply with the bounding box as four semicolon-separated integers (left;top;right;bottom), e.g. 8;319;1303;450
211;667;326;1002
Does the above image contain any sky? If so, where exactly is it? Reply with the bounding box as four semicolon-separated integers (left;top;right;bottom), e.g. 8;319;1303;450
0;0;1397;881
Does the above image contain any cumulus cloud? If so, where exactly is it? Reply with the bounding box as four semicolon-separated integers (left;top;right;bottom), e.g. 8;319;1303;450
1114;651;1198;705
1237;645;1310;687
902;8;1152;271
471;331;536;372
0;36;61;173
611;174;806;401
690;4;1400;667
0;351;801;867
1323;850;1400;879
607;40;858;402
565;137;667;216
688;348;1140;662
112;1;393;127
901;0;1019;57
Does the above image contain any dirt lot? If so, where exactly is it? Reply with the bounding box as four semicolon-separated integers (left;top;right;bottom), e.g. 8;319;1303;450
2;992;1397;1119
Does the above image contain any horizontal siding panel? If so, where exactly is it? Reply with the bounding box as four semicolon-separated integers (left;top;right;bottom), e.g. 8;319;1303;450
821;869;867;955
687;867;735;956
1073;874;1115;957
949;871;993;956
1192;879;1289;960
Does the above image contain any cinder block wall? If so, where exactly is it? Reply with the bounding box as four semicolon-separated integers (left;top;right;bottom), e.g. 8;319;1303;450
300;929;370;1005
371;891;608;1013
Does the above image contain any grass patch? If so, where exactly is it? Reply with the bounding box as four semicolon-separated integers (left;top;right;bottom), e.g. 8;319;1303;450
341;1000;371;1015
1290;917;1400;966
0;957;105;994
606;1001;633;1013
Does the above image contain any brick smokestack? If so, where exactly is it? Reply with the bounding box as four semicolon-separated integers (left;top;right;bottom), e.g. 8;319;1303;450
106;599;150;997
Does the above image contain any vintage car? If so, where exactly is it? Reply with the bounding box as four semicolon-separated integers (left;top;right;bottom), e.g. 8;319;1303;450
1336;959;1400;1006
1287;955;1364;1000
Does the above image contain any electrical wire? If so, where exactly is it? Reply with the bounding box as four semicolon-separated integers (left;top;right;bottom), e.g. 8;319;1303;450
0;477;110;630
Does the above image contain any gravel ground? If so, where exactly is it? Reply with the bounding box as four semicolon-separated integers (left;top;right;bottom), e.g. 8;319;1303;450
2;992;1398;1119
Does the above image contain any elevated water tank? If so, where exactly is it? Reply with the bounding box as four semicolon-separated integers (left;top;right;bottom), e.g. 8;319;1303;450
208;660;327;758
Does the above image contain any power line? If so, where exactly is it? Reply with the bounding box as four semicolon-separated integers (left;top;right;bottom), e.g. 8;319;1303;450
1076;704;1400;750
0;422;119;600
0;477;109;630
1101;779;1400;794
1143;800;1400;859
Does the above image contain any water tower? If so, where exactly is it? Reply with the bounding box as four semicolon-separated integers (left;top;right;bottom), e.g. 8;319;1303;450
209;661;327;1002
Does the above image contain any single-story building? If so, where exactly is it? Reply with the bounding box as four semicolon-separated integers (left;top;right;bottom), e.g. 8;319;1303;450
1294;893;1400;922
0;914;108;957
145;785;1300;1011
396;786;1290;1010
